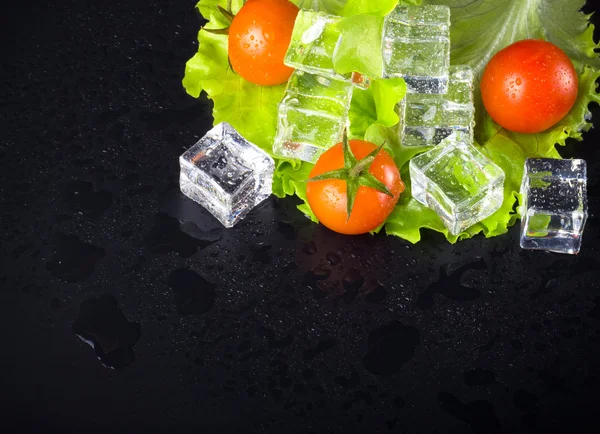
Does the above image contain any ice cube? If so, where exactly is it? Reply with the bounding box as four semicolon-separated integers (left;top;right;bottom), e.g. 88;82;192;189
519;158;588;254
382;5;451;94
400;66;475;147
284;9;369;88
273;70;353;163
179;122;275;228
409;133;505;235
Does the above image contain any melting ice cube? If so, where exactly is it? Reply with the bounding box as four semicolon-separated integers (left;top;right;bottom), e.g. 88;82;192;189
179;122;274;228
273;70;353;163
284;9;370;88
520;158;588;254
400;65;475;147
382;5;451;94
409;132;505;235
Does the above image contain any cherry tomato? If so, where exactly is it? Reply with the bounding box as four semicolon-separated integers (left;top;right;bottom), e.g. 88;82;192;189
228;0;299;86
306;140;404;235
481;39;578;134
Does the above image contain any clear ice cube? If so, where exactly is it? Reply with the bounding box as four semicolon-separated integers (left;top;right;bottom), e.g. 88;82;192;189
382;5;451;94
179;122;275;228
409;133;505;235
284;9;370;88
400;66;475;147
519;158;588;254
273;70;354;163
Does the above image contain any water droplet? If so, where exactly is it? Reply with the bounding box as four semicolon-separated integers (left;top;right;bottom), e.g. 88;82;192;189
326;252;341;265
343;268;364;291
73;295;141;369
363;321;420;375
313;267;331;280
302;241;317;255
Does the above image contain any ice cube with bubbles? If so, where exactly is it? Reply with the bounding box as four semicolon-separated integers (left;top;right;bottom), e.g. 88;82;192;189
273;70;354;163
284;9;370;88
382;5;451;94
400;65;475;147
409;132;505;235
520;158;588;254
179;122;275;228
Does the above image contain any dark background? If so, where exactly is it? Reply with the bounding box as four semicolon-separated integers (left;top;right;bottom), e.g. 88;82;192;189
2;1;600;433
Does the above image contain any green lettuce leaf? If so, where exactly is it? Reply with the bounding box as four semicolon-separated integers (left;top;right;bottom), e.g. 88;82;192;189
341;0;399;16
197;0;243;16
183;0;410;223
183;0;599;244
183;0;285;151
422;0;600;147
423;0;600;75
332;1;423;78
382;0;600;243
348;78;406;144
333;15;384;78
273;159;317;220
384;134;525;243
270;77;407;225
291;0;346;14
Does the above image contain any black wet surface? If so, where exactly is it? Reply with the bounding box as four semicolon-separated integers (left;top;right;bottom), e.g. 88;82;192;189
73;294;141;369
1;0;600;433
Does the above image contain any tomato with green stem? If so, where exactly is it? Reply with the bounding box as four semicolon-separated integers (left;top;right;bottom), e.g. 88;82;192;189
214;0;299;86
481;39;578;134
306;132;405;235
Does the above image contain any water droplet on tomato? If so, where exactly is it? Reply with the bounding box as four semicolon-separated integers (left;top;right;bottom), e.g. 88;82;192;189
250;35;255;41
516;78;522;85
244;43;250;49
511;93;516;99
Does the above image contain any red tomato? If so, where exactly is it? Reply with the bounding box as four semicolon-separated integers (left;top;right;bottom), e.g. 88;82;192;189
306;140;404;235
228;0;299;86
481;39;578;134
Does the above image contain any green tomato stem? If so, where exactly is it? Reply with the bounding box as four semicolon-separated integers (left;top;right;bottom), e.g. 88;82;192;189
307;129;394;221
